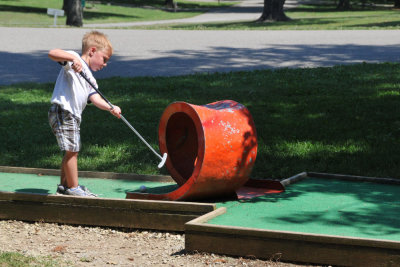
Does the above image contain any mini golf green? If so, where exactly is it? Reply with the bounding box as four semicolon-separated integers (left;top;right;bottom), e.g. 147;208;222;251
2;171;400;242
0;172;177;199
212;177;400;242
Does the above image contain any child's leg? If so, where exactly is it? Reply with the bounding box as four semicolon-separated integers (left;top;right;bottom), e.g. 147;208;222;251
49;104;81;189
60;160;66;187
61;151;79;188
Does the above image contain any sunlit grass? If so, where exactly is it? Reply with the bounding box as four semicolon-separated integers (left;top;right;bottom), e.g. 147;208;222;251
0;251;62;267
131;4;400;30
2;63;400;179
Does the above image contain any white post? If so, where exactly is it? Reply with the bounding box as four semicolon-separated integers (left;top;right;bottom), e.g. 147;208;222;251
47;8;64;27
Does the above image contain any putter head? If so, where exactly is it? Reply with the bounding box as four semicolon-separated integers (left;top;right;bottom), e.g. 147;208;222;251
157;153;168;169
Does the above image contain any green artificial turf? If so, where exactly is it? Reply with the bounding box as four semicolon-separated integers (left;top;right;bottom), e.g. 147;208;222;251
0;172;176;198
213;177;400;241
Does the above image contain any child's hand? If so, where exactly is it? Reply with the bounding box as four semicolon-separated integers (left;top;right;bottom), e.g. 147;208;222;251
110;105;121;119
71;58;83;73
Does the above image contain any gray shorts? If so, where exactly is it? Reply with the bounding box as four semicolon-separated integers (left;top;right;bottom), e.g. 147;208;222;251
48;104;81;152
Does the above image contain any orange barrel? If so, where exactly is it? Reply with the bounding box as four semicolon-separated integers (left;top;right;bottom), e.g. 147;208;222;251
126;100;257;201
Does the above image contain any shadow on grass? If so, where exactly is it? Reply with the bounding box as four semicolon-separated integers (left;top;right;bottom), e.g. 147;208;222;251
0;3;204;25
93;0;233;9
352;20;400;27
288;3;393;12
286;4;338;12
0;5;47;14
83;10;139;21
179;17;338;29
169;14;399;29
0;4;141;20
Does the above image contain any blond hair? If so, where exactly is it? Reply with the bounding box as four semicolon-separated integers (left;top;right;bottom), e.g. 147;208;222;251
82;31;113;55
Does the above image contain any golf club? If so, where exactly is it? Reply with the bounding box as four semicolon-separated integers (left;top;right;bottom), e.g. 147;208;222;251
79;71;167;169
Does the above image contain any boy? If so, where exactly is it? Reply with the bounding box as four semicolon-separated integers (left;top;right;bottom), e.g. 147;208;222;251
48;31;121;197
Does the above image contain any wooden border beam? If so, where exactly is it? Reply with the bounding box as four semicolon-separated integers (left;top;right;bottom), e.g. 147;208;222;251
0;166;174;182
0;191;215;231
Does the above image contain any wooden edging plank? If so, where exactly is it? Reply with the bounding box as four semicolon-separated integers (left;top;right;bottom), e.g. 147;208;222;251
281;171;400;187
0;191;215;232
186;219;400;266
186;207;227;224
0;191;214;213
0;166;174;182
280;172;307;187
307;171;400;185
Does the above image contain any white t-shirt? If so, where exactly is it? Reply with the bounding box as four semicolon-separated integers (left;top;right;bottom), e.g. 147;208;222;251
50;51;97;119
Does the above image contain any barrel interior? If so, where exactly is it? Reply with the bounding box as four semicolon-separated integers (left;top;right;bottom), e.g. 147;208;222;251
166;112;198;181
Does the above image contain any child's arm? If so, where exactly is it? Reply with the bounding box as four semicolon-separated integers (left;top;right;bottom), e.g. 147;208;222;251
48;49;83;73
89;93;122;119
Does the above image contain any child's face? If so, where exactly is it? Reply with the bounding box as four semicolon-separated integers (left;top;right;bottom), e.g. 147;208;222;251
89;48;111;72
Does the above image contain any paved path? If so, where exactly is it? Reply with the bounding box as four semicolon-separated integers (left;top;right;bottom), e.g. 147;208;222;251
0;0;399;85
84;0;300;28
84;0;266;28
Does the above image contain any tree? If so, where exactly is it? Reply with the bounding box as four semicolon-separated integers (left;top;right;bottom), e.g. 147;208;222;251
63;0;83;27
395;0;400;8
258;0;290;22
336;0;351;10
165;0;177;9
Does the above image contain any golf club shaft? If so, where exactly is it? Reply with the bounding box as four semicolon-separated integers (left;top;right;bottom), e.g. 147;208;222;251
120;115;162;160
78;71;163;161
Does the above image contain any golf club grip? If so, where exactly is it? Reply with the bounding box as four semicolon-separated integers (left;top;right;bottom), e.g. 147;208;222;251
79;71;114;109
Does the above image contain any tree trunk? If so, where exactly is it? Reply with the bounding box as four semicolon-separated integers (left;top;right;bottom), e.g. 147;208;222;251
64;0;83;27
337;0;351;10
258;0;290;22
165;0;175;8
395;0;400;8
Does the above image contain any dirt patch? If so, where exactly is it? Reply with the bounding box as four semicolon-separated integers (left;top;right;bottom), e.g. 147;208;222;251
0;220;316;266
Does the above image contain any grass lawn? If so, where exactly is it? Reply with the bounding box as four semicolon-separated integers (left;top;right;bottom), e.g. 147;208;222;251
0;251;61;267
0;0;399;29
130;4;400;30
0;0;233;27
1;63;400;179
